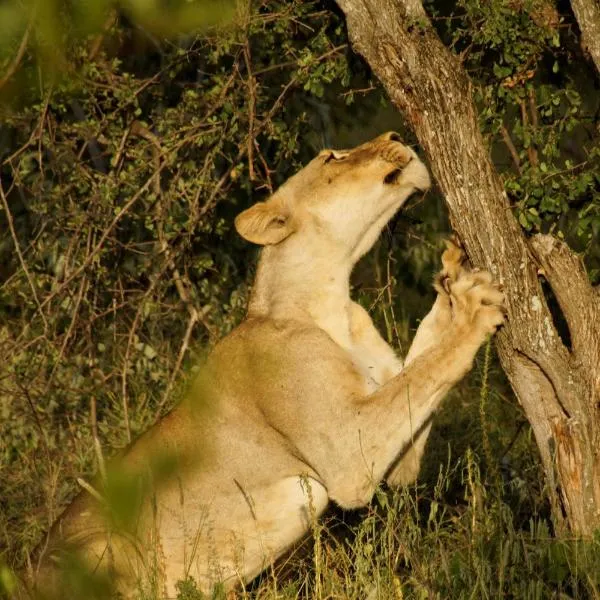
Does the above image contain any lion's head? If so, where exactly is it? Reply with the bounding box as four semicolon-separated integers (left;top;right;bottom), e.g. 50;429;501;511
235;132;430;263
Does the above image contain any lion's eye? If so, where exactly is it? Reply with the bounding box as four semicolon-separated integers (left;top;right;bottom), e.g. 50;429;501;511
323;151;347;164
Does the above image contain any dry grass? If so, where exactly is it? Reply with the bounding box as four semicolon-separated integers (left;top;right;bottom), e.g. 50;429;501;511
2;347;599;600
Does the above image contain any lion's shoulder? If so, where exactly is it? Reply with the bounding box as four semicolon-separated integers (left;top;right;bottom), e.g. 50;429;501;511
207;316;364;400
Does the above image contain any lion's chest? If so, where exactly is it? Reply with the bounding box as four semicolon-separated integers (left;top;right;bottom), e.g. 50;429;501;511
314;312;400;394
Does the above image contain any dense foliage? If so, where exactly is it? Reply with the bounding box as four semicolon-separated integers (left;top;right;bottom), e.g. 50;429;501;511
1;0;599;597
447;0;600;280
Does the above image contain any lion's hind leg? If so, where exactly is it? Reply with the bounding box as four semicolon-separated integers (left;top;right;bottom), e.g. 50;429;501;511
162;476;329;596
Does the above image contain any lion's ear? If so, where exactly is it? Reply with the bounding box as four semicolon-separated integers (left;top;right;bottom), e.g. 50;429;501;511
234;200;295;245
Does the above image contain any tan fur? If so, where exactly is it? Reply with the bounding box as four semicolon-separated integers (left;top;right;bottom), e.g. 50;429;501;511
28;133;504;598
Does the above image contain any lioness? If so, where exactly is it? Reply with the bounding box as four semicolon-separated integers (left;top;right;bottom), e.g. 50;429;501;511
28;132;504;598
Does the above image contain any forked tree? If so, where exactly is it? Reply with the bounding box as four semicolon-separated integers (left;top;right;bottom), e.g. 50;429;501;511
335;0;600;534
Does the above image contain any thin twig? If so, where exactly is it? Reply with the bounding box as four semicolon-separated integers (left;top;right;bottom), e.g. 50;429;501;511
243;42;257;181
18;381;51;466
130;121;212;332
112;124;135;177
519;100;538;167
499;125;522;175
372;242;393;343
341;85;376;97
528;87;538;129
0;178;48;330
128;124;213;414
0;21;32;92
386;250;404;354
42;274;88;395
2;93;49;172
197;43;346;217
121;270;166;443
255;140;274;193
38;161;170;313
499;419;526;462
157;308;200;414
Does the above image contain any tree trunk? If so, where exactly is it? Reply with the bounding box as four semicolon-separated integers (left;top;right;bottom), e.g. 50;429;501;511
335;0;600;534
569;0;600;75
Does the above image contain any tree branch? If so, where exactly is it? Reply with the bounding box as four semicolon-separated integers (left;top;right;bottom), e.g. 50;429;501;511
335;0;577;412
529;234;600;378
336;0;600;532
0;178;48;331
569;0;600;75
500;125;522;174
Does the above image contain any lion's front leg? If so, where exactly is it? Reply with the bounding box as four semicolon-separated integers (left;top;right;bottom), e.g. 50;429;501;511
324;265;504;507
387;237;469;487
404;237;467;366
385;421;432;486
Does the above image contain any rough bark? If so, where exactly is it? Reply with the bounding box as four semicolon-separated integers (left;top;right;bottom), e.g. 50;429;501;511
569;0;600;75
335;0;600;534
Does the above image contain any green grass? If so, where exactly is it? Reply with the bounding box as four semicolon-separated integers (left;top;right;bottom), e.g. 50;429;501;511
3;350;599;600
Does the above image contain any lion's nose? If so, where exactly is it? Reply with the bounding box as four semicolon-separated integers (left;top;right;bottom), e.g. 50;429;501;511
383;131;402;142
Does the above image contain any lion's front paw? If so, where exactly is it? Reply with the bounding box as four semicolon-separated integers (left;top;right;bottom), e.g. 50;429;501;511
449;269;505;338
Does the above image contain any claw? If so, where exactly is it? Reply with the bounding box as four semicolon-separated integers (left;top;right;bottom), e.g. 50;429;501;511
446;233;463;250
442;275;451;294
441;235;467;281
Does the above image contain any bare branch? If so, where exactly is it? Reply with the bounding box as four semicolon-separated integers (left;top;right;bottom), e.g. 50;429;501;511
499;125;522;174
37;160;170;313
